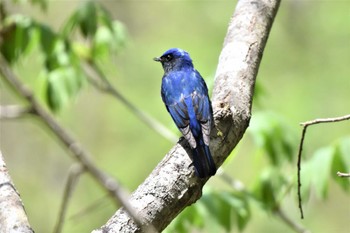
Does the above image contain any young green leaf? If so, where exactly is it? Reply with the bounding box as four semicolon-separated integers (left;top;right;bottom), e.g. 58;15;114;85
219;192;251;230
332;137;350;191
0;16;34;63
252;168;287;211
302;147;334;199
45;67;84;112
78;1;97;38
249;112;297;166
201;192;232;231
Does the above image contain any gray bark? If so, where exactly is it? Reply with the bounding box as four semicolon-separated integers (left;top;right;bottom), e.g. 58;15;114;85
93;0;281;232
0;151;34;233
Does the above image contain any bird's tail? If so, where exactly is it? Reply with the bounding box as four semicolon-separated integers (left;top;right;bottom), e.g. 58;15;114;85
192;141;216;178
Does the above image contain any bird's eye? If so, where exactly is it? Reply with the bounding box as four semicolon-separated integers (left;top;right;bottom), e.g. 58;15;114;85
164;54;173;62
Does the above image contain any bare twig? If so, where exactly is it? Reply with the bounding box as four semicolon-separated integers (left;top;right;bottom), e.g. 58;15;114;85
337;171;350;178
53;164;84;233
300;114;350;127
0;105;32;119
82;60;178;143
297;113;350;219
0;54;154;232
0;150;34;232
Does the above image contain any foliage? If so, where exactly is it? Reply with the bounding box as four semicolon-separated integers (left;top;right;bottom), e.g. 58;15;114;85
0;0;127;111
166;112;350;232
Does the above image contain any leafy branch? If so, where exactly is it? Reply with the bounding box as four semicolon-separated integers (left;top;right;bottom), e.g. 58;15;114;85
0;53;155;231
297;114;350;219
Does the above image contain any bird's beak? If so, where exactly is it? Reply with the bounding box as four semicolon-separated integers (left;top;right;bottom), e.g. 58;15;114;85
153;57;161;62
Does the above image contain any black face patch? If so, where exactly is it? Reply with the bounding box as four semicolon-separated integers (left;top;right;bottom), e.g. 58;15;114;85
162;53;173;62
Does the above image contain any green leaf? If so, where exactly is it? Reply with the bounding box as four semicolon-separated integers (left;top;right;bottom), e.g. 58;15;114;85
0;16;34;63
61;11;80;37
332;137;350;191
78;1;97;38
61;1;98;38
45;67;84;112
164;203;203;233
252;168;287;210
312;147;334;198
219;192;251;230
46;70;69;112
249;112;297;166
301;146;334;199
91;25;113;58
91;21;127;59
39;24;58;56
200;192;232;231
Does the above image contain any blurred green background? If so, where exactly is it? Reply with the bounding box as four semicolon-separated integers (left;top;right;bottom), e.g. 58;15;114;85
0;0;349;232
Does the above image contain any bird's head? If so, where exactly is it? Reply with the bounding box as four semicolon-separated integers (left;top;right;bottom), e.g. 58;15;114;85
154;48;193;73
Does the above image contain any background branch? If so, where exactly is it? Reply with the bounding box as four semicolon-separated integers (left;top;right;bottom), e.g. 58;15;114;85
0;105;32;119
297;113;350;219
82;60;178;143
0;54;151;232
0;150;34;233
54;164;84;233
93;0;281;232
337;171;350;178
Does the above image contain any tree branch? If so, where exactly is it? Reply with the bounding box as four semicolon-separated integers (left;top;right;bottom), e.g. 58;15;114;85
337;171;350;178
0;105;33;119
54;164;84;233
0;54;151;232
0;150;34;232
93;0;281;232
81;60;178;143
297;113;350;219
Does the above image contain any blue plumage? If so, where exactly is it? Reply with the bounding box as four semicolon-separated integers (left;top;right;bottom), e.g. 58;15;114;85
154;48;216;178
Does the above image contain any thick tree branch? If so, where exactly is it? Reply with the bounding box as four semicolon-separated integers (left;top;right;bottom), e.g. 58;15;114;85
0;150;34;233
93;0;281;232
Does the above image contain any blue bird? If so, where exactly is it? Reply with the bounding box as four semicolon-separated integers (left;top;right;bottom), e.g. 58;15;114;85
154;48;216;178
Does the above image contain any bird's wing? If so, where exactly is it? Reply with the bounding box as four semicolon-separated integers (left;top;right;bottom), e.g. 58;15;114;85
191;90;212;146
161;70;212;148
167;98;197;148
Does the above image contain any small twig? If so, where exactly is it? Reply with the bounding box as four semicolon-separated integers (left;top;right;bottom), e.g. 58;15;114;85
0;105;32;119
53;164;84;233
0;54;153;232
300;114;350;127
297;114;350;219
82;60;178;143
337;171;350;178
